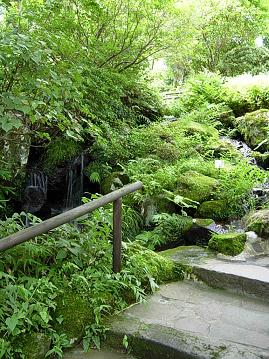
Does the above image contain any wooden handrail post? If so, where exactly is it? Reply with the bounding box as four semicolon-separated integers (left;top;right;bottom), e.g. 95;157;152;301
113;198;122;273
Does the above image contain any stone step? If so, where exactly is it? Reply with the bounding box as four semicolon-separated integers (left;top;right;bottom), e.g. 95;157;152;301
161;246;269;301
107;281;269;359
193;259;269;301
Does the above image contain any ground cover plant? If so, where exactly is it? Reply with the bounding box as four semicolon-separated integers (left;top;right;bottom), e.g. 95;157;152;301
0;210;184;358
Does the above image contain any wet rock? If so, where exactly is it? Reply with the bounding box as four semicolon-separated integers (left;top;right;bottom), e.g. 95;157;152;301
252;151;269;169
163;115;177;122
23;186;46;213
183;219;215;246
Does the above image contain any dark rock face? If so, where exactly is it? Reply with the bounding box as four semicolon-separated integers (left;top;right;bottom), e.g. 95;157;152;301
23;185;46;213
183;223;213;246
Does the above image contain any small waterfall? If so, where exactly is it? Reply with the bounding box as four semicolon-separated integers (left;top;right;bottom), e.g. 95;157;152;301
28;171;48;199
23;171;48;226
64;154;84;210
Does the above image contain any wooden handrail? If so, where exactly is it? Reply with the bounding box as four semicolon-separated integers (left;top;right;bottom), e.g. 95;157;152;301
0;181;143;273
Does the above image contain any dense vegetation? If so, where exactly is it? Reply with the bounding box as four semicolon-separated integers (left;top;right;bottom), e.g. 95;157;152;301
0;0;269;357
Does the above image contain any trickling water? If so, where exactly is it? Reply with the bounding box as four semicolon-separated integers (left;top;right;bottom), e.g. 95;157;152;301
23;171;48;226
28;171;48;199
64;154;84;210
221;137;257;164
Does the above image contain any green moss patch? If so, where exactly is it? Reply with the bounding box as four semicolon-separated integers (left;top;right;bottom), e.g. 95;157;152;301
20;333;51;359
194;218;215;227
177;171;219;203
197;200;229;221
53;291;94;341
208;232;246;256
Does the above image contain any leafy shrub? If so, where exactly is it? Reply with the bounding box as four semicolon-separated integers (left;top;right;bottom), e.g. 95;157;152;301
135;230;164;250
171;72;225;114
216;161;267;218
0;163;13;215
0;208;183;358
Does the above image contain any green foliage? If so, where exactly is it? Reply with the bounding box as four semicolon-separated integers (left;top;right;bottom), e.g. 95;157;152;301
0;0;166;169
216;161;267;218
208;232;246;256
0;162;13;213
173;73;226;113
135;231;164;250
44;138;82;169
0;208;183;358
167;0;262;79
153;213;193;244
136;214;193;250
220;45;269;76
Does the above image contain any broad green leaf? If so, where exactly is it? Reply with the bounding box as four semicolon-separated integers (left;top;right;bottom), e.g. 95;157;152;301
5;315;19;333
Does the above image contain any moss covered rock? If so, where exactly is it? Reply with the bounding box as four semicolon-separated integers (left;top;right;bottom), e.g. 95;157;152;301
194;218;215;227
234;109;269;152
245;209;269;238
208;232;246;256
196;200;228;221
177;171;218;203
20;333;51;359
252;151;269;169
53;290;94;342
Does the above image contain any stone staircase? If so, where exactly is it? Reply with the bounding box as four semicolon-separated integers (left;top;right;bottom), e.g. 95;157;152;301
106;246;269;359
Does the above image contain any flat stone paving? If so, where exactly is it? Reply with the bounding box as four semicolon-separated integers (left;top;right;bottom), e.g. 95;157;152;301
121;280;269;355
195;258;269;282
64;347;135;359
161;246;269;300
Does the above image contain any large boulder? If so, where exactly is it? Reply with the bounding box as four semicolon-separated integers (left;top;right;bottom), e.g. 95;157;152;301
245;209;269;238
177;171;219;203
234;109;269;152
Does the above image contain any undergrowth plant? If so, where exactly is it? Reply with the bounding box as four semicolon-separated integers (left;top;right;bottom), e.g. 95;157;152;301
0;208;182;358
216;160;268;217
